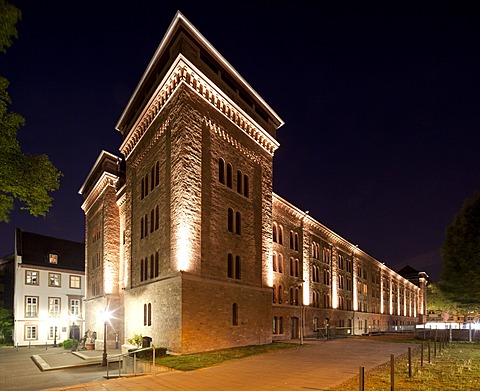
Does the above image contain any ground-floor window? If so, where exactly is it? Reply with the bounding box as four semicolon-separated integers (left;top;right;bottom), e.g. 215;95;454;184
25;325;37;340
273;316;284;334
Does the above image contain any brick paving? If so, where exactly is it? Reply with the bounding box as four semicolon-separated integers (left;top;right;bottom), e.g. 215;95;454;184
1;337;418;391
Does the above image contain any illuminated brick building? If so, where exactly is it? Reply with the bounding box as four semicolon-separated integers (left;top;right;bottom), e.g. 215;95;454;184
80;12;427;354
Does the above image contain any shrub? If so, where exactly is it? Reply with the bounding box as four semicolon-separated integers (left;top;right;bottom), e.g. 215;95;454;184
127;333;143;347
62;339;79;349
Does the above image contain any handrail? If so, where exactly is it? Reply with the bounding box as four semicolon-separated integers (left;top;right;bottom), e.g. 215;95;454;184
106;346;158;379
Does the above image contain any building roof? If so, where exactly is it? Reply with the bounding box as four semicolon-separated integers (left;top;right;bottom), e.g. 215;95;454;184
116;11;284;139
16;229;85;272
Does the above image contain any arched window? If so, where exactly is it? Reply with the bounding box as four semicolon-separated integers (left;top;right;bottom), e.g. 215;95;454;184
227;163;233;188
295;287;299;305
235;211;241;234
145;174;149;197
219;158;225;184
295;259;299;277
144;214;148;237
151;167;155;191
235;256;241;279
150;209;154;233
278;253;283;273
141;178;145;200
243;174;249;197
237;170;243;194
294;233;299;251
155;252;159;277
228;208;234;232
289;287;294;305
143;304;147;325
290;257;294;276
227;253;233;278
279;316;283;334
140;217;144;239
155;161;160;186
232;303;238;326
272;252;277;272
155;205;159;230
147;303;152;326
278;285;283;304
273;223;278;243
150;255;154;279
278;225;283;245
144;258;149;281
140;259;144;282
273;316;278;333
273;285;277;303
289;231;294;249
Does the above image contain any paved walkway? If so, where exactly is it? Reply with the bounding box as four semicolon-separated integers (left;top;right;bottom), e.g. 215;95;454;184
28;337;417;391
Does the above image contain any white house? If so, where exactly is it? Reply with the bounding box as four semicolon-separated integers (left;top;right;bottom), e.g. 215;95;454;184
13;229;85;346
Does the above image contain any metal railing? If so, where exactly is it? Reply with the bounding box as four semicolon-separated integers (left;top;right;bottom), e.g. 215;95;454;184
106;346;159;379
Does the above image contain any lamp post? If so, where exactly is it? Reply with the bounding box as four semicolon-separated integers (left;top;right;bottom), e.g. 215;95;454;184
53;325;57;347
100;309;110;366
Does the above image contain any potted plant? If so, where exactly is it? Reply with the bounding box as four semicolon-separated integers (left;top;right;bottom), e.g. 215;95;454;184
84;329;96;350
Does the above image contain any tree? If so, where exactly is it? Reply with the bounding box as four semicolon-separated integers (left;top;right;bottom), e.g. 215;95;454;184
0;0;62;222
428;282;479;322
439;191;480;307
0;307;13;343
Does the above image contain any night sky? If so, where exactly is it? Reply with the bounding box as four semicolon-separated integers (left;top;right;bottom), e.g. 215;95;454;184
2;1;479;282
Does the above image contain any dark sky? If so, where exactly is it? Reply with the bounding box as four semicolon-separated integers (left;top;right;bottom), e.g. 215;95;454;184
2;1;479;282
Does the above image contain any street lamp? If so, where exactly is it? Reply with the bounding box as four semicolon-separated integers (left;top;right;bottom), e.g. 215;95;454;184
53;325;57;347
100;309;110;366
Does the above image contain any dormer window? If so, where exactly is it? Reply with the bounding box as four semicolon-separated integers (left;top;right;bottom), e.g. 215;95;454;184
49;253;58;264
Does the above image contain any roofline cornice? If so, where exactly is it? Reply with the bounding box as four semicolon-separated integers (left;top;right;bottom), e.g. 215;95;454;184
119;56;280;159
116;11;284;132
81;172;119;214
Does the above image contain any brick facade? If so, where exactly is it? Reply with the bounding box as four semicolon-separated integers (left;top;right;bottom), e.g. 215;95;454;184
80;12;427;354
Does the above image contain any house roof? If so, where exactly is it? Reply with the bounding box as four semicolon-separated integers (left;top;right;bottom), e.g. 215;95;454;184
16;229;85;272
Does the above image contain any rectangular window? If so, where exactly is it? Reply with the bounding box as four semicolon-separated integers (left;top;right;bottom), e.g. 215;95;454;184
25;296;39;317
25;270;39;285
49;254;58;264
70;299;80;316
48;326;60;340
48;297;61;318
49;273;61;287
25;325;37;340
70;275;81;289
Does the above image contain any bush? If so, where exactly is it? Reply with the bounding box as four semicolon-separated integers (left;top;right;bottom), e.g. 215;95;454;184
127;333;143;347
62;339;79;349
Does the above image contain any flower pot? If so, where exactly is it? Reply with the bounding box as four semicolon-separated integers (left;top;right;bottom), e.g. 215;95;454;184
85;343;95;350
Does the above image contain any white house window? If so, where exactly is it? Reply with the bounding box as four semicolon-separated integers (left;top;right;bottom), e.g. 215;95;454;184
70;299;80;316
49;253;58;264
25;270;39;285
48;297;61;318
48;326;60;340
25;325;37;340
70;275;81;289
25;296;38;317
49;273;61;287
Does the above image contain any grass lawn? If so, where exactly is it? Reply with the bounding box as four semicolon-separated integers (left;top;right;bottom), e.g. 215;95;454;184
330;341;480;391
154;342;298;371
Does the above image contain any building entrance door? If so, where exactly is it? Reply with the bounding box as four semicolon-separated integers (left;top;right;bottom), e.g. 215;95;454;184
291;317;299;338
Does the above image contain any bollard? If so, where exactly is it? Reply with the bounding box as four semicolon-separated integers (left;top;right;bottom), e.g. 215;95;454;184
434;336;437;358
29;341;31;349
421;341;424;367
153;346;156;375
359;366;364;391
408;347;412;378
390;354;395;391
16;343;18;351
428;339;431;364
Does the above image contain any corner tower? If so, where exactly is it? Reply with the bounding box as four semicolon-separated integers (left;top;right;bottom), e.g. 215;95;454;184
114;12;283;353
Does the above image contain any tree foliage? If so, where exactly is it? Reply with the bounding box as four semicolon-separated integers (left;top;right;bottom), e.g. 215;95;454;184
439;191;480;307
0;307;13;343
0;0;62;222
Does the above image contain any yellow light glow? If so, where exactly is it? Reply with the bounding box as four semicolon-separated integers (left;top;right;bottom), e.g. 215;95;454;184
104;259;114;294
177;220;192;271
266;249;273;287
